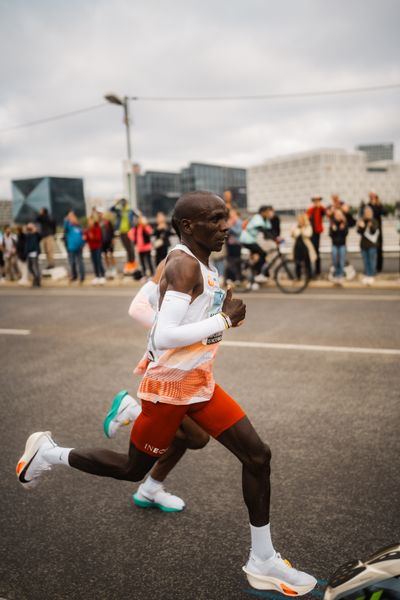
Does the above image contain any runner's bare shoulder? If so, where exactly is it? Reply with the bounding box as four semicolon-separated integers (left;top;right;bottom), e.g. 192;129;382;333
160;250;202;299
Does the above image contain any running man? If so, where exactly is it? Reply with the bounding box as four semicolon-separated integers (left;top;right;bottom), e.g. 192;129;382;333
103;260;210;512
16;191;317;595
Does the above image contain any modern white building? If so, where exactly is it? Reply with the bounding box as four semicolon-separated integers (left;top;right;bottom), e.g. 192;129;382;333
247;148;400;211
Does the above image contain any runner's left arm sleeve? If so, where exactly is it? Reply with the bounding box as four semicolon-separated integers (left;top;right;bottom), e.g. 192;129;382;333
154;290;227;350
128;280;158;328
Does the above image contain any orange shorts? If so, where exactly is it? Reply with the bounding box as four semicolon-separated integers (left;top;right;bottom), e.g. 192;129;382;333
130;383;246;457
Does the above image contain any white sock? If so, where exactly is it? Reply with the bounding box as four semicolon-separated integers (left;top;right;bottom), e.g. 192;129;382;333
122;395;142;422
141;475;162;495
250;523;275;561
42;446;73;466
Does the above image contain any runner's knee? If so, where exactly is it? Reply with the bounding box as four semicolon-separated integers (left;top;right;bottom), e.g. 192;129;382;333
185;430;210;450
245;442;271;475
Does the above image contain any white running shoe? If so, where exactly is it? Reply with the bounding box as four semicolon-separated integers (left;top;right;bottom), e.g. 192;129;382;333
16;431;56;489
133;484;185;512
243;551;317;596
103;390;141;438
91;277;99;285
98;277;106;285
254;274;269;283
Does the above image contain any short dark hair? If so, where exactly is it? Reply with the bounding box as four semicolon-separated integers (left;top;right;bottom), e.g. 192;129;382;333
172;190;219;238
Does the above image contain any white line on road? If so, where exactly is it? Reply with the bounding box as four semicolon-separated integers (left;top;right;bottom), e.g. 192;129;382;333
0;328;31;335
221;340;400;356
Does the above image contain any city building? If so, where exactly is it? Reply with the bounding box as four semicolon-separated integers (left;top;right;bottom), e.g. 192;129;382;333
0;200;12;227
247;148;400;212
136;162;247;217
12;177;85;225
356;143;394;163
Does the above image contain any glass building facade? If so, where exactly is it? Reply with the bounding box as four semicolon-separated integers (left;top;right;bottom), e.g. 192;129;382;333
12;177;85;225
137;162;247;216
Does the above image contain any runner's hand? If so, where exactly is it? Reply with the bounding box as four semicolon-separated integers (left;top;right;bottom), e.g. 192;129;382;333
222;287;246;327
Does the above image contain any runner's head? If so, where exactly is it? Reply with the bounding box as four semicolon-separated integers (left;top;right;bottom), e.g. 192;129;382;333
172;191;229;251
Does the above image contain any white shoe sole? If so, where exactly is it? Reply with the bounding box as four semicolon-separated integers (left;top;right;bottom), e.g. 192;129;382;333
242;566;317;596
16;431;52;489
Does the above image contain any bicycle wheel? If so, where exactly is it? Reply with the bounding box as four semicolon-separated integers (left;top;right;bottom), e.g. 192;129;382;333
275;259;309;294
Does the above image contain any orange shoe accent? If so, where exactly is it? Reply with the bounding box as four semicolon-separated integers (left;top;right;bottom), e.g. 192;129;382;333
16;461;26;475
280;584;298;596
284;559;292;568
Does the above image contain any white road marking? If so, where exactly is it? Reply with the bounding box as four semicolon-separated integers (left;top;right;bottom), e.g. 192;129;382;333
221;340;400;356
0;328;31;335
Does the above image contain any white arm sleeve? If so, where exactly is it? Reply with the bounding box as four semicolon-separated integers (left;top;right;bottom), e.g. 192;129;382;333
154;290;226;350
128;280;158;329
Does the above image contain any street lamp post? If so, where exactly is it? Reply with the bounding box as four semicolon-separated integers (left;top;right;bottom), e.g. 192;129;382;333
104;93;137;211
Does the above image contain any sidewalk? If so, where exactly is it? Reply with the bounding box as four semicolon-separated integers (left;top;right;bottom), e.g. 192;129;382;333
2;272;399;290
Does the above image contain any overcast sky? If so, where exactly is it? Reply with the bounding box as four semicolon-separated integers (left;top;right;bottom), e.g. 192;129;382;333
1;0;399;201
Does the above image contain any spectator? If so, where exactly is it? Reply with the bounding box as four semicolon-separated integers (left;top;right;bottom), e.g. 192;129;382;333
367;191;387;273
265;206;281;241
153;211;172;265
16;226;29;286
291;213;316;279
326;194;355;228
64;211;85;283
328;209;349;284
225;208;243;285
111;198;137;271
36;207;56;269
240;205;273;281
357;206;379;285
86;216;105;285
0;228;5;283
97;208;117;279
3;225;19;281
25;223;41;287
306;195;326;277
129;215;154;278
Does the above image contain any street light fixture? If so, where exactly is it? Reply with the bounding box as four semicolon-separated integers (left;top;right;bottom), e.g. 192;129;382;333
104;92;137;211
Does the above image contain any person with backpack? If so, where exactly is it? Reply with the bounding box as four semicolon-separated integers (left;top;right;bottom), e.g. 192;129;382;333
85;216;105;285
64;211;86;283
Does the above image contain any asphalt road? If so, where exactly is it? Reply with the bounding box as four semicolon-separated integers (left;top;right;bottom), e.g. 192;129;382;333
0;287;399;600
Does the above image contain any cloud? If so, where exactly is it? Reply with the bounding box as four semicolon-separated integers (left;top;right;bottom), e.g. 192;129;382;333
0;0;399;200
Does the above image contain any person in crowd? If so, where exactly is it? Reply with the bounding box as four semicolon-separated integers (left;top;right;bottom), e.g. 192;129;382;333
129;215;154;278
111;198;137;272
291;213;316;279
326;194;355;228
0;227;5;283
3;225;19;281
367;191;387;273
97;208;117;279
328;209;349;284
225;208;243;285
64;211;85;283
265;206;281;241
153;212;172;265
16;226;29;286
36;207;56;269
25;223;41;287
240;205;274;282
86;216;106;285
357;205;379;285
306;195;326;277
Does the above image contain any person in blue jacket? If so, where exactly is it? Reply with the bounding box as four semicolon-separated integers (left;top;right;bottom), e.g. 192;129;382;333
64;211;85;282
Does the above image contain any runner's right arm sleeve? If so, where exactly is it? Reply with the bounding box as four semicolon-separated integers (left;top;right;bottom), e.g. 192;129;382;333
154;290;227;350
128;280;158;328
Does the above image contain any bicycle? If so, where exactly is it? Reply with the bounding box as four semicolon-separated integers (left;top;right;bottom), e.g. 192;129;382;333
240;240;310;294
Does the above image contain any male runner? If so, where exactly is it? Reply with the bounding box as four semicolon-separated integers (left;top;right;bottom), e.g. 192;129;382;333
103;261;210;512
16;191;317;594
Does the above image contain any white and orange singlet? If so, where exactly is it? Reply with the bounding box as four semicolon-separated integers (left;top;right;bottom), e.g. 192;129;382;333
135;244;226;405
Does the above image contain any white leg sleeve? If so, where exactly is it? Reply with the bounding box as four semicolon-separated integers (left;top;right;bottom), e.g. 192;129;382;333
154;290;226;350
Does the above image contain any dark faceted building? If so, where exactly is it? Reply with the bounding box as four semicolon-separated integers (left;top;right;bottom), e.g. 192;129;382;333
136;162;247;217
12;177;85;225
136;171;181;218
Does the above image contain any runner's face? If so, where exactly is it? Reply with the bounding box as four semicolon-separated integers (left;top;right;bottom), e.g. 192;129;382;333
191;198;229;251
